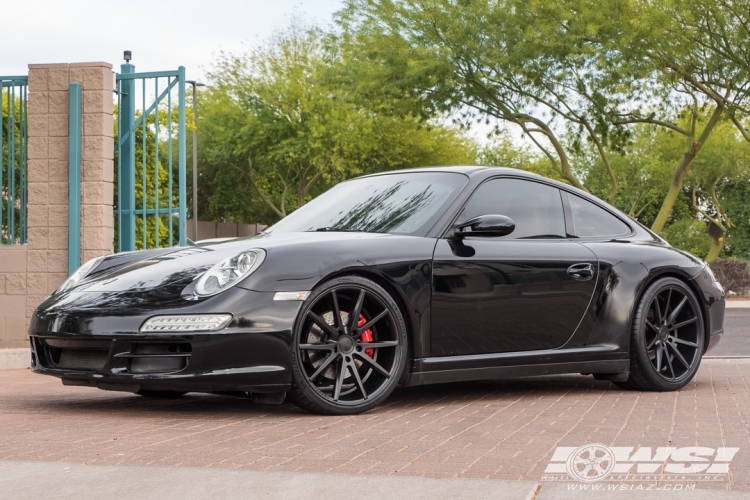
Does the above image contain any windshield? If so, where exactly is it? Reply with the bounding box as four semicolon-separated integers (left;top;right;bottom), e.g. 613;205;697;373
266;172;467;235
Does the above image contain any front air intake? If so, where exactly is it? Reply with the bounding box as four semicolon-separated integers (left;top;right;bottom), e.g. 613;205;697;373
115;343;192;374
38;338;112;371
57;349;109;371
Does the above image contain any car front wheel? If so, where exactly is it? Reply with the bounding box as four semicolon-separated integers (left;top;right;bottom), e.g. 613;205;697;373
289;276;408;415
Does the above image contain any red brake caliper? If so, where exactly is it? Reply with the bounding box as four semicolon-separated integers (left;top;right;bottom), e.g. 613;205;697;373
357;314;374;358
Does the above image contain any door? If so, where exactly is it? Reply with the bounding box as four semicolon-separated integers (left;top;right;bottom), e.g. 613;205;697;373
431;178;598;356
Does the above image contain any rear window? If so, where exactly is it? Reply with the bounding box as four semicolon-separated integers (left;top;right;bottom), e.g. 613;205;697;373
567;193;630;238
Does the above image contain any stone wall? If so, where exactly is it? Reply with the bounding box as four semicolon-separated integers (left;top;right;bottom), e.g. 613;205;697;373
0;62;114;352
186;220;268;241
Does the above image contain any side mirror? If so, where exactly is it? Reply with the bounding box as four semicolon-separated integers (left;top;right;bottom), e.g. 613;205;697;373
455;214;515;238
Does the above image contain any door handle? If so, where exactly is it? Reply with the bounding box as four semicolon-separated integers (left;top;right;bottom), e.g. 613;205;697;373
568;263;594;280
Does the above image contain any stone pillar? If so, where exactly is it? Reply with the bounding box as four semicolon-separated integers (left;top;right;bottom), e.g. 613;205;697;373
0;62;114;354
74;63;115;263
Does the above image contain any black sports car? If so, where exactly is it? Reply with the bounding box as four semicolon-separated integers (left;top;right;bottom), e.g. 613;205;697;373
30;167;725;414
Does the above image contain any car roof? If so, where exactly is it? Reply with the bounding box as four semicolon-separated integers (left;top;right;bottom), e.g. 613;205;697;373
363;164;604;194
361;165;547;179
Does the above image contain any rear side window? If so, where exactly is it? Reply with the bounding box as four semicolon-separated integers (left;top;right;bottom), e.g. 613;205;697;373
567;193;630;238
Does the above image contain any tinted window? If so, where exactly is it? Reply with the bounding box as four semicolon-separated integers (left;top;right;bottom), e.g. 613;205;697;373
460;178;565;239
567;193;630;237
267;172;467;235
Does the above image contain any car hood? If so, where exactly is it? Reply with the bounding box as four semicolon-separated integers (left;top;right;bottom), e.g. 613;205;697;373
67;231;397;294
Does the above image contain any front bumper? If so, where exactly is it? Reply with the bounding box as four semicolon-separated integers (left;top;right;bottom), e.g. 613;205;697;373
692;267;725;354
29;288;302;394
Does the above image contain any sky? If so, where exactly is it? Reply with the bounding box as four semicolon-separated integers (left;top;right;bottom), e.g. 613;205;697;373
1;0;344;81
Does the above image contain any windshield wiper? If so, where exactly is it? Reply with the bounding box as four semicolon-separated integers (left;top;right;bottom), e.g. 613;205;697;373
312;227;364;232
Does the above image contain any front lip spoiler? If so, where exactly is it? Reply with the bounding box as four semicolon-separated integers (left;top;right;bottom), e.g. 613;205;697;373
32;364;291;394
31;364;286;379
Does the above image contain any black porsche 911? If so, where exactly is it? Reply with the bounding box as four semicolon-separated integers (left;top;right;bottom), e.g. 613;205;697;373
30;167;725;415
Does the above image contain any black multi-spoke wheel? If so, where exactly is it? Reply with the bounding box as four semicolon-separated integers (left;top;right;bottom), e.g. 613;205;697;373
620;277;704;391
289;276;408;415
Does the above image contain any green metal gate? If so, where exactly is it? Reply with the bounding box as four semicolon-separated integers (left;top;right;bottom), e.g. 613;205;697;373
115;63;187;252
0;76;28;245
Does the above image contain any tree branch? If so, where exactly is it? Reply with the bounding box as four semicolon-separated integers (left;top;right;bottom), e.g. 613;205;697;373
236;157;286;219
303;171;324;196
692;184;721;228
611;117;689;136
580;117;617;203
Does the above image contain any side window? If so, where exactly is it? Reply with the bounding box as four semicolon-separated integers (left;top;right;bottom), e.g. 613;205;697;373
460;178;565;239
567;193;630;238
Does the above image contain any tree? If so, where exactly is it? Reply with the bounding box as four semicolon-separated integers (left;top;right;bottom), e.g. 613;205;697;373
338;0;750;235
722;177;750;259
478;135;564;182
685;122;750;261
337;0;643;201
568;124;675;224
584;0;750;233
199;21;476;222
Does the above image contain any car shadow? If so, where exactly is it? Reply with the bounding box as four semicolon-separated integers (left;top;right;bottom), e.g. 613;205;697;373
11;374;639;418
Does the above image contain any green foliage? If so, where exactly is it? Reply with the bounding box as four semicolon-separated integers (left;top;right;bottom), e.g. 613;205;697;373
189;5;750;263
198;22;475;224
662;219;713;258
478;136;564;182
114;107;181;250
724;179;750;259
335;0;750;250
1;91;24;244
336;0;636;193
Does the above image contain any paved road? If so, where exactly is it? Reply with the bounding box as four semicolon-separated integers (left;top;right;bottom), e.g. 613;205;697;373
1;303;746;499
1;360;749;498
708;308;750;357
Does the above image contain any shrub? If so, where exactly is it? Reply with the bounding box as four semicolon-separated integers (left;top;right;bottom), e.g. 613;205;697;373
709;258;750;295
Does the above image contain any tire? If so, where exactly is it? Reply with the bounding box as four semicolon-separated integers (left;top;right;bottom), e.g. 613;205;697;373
136;390;187;398
622;277;705;391
289;276;408;415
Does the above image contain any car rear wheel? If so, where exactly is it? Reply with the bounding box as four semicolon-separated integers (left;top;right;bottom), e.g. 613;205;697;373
621;277;704;391
289;276;408;415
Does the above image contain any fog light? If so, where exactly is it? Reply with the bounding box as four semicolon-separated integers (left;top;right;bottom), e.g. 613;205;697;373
140;314;232;333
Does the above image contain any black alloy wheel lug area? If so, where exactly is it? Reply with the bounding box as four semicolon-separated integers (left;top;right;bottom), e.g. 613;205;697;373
337;335;355;355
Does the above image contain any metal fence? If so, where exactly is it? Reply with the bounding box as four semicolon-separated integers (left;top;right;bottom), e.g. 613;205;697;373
115;65;187;252
0;76;28;245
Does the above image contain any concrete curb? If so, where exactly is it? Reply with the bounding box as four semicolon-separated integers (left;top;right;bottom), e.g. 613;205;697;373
0;460;542;500
726;300;750;308
0;349;29;371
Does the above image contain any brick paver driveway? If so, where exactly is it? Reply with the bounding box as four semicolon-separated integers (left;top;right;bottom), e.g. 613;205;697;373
1;359;749;493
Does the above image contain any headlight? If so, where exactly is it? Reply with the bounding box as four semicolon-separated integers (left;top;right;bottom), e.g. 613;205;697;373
57;256;107;293
194;249;265;297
